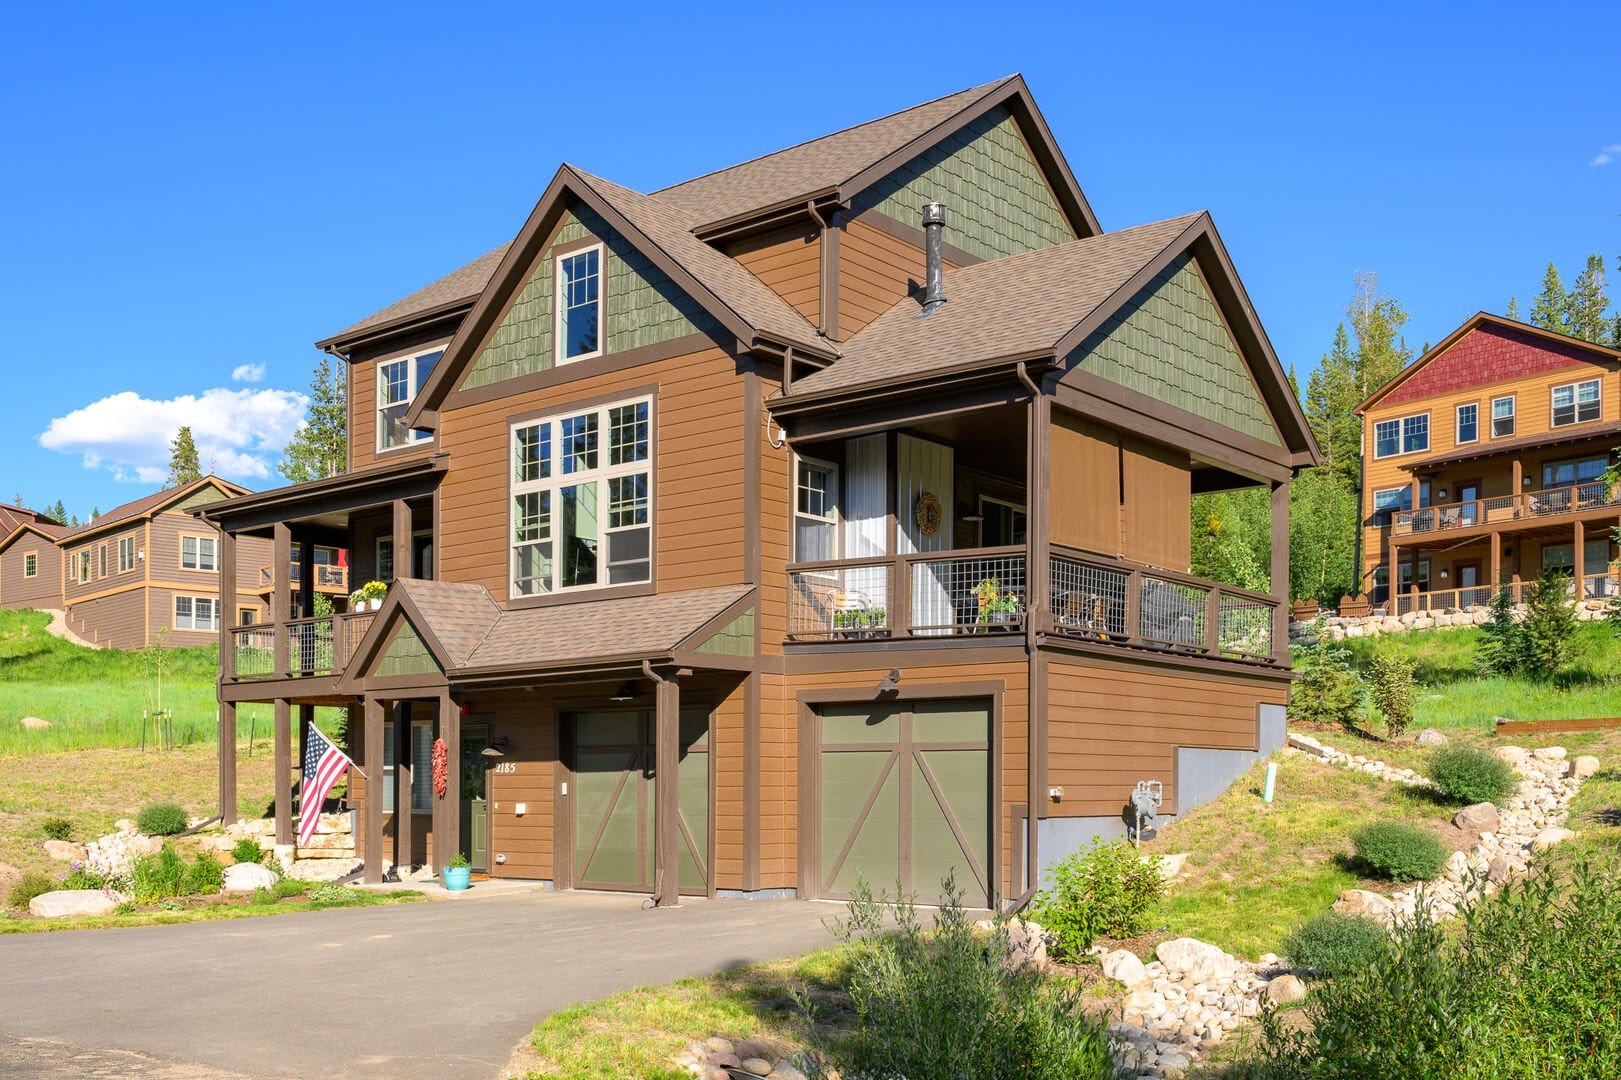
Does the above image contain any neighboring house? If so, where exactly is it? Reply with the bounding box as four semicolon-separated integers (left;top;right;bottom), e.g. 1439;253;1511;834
200;75;1320;906
0;502;64;536
1356;313;1621;610
0;514;69;611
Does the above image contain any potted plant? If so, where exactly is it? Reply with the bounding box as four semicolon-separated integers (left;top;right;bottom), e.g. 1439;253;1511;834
975;577;1021;628
349;580;388;612
443;852;471;891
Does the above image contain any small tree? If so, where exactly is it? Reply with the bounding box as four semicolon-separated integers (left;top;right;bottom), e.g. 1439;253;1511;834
168;426;202;487
1367;654;1416;738
1289;619;1365;732
1473;586;1524;677
1520;567;1579;679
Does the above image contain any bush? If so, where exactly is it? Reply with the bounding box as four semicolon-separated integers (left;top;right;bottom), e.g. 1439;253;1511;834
60;866;112;891
1367;654;1415;739
136;802;188;837
1289;627;1365;732
1520;568;1580;679
41;817;74;842
1283;913;1389;977
273;878;308;899
821;875;1126;1080
1431;744;1518;806
309;882;359;905
8;870;56;909
129;846;189;902
1351;821;1448;881
248;886;277;906
185;853;224;894
230;838;266;865
1474;587;1525;677
1251;857;1621;1078
1028;838;1164;960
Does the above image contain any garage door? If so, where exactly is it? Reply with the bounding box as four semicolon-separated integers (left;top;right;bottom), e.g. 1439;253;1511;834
817;698;991;906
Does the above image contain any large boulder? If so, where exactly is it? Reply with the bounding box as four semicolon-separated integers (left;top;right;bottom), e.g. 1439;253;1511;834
1266;974;1308;1003
1532;827;1575;850
1533;746;1567;762
1333;889;1394;918
1493;745;1530;766
1101;948;1150;988
1154;937;1238;982
1453;803;1500;833
1415;729;1448;748
43;839;87;862
1571;756;1601;780
19;717;50;730
29;890;117;918
221;862;279;894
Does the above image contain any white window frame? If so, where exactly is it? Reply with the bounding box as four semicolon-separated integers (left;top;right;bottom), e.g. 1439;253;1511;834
509;395;653;599
382;719;434;814
98;544;107;579
1551;378;1601;428
1372;418;1401;459
23;552;36;577
554;243;605;366
180;534;218;571
375;346;444;453
793;456;840;563
118;536;135;573
1455;401;1479;445
173;594;219;632
1491;395;1516;438
1372;412;1429;458
1372;485;1412;524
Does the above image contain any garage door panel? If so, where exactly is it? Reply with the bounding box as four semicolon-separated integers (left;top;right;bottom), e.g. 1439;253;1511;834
915;748;990;897
821;750;899;898
821;703;902;744
575;748;646;888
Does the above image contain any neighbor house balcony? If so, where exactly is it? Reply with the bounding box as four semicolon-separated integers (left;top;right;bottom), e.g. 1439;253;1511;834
256;560;349;595
1392;480;1621;538
1391;571;1620;615
227;610;378;682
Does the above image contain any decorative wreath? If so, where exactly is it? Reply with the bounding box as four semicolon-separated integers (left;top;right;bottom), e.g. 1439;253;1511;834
432;737;449;799
913;491;944;536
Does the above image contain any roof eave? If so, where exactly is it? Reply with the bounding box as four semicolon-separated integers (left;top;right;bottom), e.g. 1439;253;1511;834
771;351;1058;416
315;299;476;355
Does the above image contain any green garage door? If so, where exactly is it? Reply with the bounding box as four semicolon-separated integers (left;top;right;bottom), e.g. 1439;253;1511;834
572;708;709;894
818;699;991;906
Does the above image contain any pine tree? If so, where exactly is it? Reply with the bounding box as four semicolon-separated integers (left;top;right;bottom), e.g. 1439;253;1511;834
48;499;67;523
1566;253;1611;343
1288;467;1358;605
89;505;100;521
1347;272;1411;399
278;355;348;484
167;426;202;488
1304;324;1361;489
1506;296;1520;321
1530;262;1569;334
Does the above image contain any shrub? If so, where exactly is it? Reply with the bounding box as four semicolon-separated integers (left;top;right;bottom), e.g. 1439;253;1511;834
185;853;224;894
8;871;56;909
273;878;308;899
1251;857;1621;1078
1431;744;1518;806
1283;913;1389;977
1028;838;1164;960
230;838;266;865
249;886;277;906
114;902;136;915
60;866;112;891
1351;821;1448;881
129;846;189;902
309;882;358;905
41;817;74;842
1474;586;1525;677
136;802;188;837
1289;627;1365;732
1367;654;1415;739
820;875;1126;1080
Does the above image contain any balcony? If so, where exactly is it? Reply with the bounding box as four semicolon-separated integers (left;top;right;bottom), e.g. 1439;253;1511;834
1392;572;1620;615
229;611;376;681
1393;481;1621;538
788;545;1278;664
257;561;349;595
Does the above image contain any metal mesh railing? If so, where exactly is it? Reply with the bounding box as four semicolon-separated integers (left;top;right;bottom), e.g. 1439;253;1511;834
909;552;1025;634
788;562;892;639
1139;576;1207;648
1051;555;1129;637
232;627;275;678
1218;596;1273;659
289;617;337;676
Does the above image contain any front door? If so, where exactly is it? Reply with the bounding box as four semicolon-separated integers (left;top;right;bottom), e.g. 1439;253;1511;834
460;726;490;872
1456;482;1481;526
571;708;709;894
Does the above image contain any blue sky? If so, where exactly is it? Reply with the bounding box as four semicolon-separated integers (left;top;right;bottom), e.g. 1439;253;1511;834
3;2;1617;519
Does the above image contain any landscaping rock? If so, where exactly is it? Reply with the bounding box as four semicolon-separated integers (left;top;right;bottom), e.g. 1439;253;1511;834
1155;938;1238;982
1266;974;1307;1003
1002;919;1048;972
29;889;117;918
767;1063;807;1080
1102;948;1150;988
1486;855;1514;884
1415;728;1448;747
1572;755;1601;779
1333;889;1394;918
1532;827;1575;850
741;1058;773;1076
1533;746;1567;761
1493;745;1530;765
1157;852;1190;880
1453;803;1500;833
220;862;278;893
19;716;50;730
43;840;87;862
704;1037;735;1056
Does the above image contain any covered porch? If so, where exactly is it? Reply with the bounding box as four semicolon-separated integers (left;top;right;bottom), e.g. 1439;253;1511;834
1385;515;1621;614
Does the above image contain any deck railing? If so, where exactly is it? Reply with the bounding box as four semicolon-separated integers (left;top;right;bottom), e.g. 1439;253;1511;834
227;610;376;681
257;563;349;592
1392;574;1620;615
1393;481;1621;537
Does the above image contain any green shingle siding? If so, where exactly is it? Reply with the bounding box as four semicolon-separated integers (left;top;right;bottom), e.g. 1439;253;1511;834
692;607;754;657
174;486;227;512
375;619;441;677
852;107;1074;263
460;207;719;391
1075;254;1282;446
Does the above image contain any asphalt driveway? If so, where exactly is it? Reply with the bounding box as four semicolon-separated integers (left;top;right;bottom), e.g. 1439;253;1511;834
0;888;841;1079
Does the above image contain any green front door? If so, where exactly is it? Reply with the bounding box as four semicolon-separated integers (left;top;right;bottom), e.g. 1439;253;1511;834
818;699;991;906
461;728;489;872
572;708;709;894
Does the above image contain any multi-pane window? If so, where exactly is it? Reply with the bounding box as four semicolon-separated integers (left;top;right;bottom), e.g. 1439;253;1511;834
1551;379;1601;427
1455;402;1478;444
181;535;218;571
1543;456;1609;488
1372;414;1428;457
119;536;135;572
1372;486;1413;524
174;595;219;631
382;720;434;814
1373;419;1400;458
1398;559;1431;593
556;246;603;363
794;459;838;562
1491;396;1515;438
376;348;443;451
23;553;36;577
510;397;651;597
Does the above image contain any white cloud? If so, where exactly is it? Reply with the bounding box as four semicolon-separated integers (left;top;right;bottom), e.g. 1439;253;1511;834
1590;143;1621;166
231;362;267;383
39;387;309;484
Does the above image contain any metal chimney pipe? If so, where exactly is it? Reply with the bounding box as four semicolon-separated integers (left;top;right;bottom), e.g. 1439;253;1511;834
921;202;946;314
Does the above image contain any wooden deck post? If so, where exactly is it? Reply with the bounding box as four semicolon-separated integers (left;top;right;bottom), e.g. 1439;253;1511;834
433;689;460;876
393;701;413;873
392;499;412;581
1387;535;1399;608
296;704;314;819
272;523;291;678
218;528;236;679
273;698;292;846
1271;479;1289;660
363;696;385;884
653;669;681;907
1490;531;1502;594
218;701;237;825
1574;520;1585;598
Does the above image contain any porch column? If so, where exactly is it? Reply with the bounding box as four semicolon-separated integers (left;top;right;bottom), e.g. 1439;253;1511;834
273;698;293;846
1387;535;1399;606
392;499;412;581
433;689;461;876
654;670;682;908
272;522;291;677
392;701;413;874
1271;479;1290;661
1511;459;1524;513
218;529;236;679
1490;531;1502;595
298;537;315;619
1574;520;1586;597
218;701;237;824
363;697;385;883
1025;391;1051;624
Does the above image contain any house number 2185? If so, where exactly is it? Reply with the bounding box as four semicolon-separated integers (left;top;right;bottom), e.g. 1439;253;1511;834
492;762;517;774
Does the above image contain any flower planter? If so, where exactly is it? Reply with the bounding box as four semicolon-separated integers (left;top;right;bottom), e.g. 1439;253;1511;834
442;866;471;891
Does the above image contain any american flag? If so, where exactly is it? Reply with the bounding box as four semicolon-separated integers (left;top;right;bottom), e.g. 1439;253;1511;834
299;724;353;848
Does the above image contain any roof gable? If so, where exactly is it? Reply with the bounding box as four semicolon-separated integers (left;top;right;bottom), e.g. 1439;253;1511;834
374;618;443;678
62;476;248;542
0;521;68;555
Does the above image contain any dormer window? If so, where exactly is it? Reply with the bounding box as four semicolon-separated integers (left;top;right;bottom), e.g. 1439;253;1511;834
377;347;443;452
556;246;603;364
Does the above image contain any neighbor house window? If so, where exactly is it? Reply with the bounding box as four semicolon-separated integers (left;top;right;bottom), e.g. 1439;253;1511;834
382;719;433;814
1372;486;1413;524
98;545;107;578
23;552;37;577
181;535;218;571
794;458;839;562
556;246;603;363
1551;379;1601;427
238;608;258;626
118;536;135;572
1543;456;1609;489
77;552;90;583
174;595;219;631
1455;402;1478;444
1491;396;1515;438
510;396;651;597
1373;419;1400;458
979;496;1027;547
1398;559;1431;593
376;347;443;452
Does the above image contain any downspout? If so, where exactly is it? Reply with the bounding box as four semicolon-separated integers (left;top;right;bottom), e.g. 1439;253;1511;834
1012;359;1043;911
781;345;795;397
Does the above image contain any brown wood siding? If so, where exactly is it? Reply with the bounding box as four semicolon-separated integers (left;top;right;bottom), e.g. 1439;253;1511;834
479;692;556;880
836;216;959;339
1051;413;1122;555
759;411;792;656
1046;655;1286;816
725;225;820;328
1;533;64;609
1121;437;1191;571
62;523;146;604
65;588;147;650
709;680;747;890
435;346;746;600
347;331;450;474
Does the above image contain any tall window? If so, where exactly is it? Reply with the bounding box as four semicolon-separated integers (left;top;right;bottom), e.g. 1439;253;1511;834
1372;486;1413;524
1455;402;1478;444
510;397;651;597
795;459;839;561
376;348;443;451
1398;559;1431;593
181;535;218;571
979;496;1028;546
1491;396;1515;438
382;720;433;813
1373;419;1400;458
77;551;90;583
174;595;219;631
98;545;107;578
23;552;36;577
119;536;135;572
556;246;603;363
1551;379;1601;427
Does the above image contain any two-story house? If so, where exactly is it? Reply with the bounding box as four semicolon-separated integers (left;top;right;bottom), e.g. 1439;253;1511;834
1356;313;1621;610
0;504;68;611
199;75;1319;908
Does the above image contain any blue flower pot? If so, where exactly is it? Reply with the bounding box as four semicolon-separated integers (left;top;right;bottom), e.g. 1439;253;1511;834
442;866;471;891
